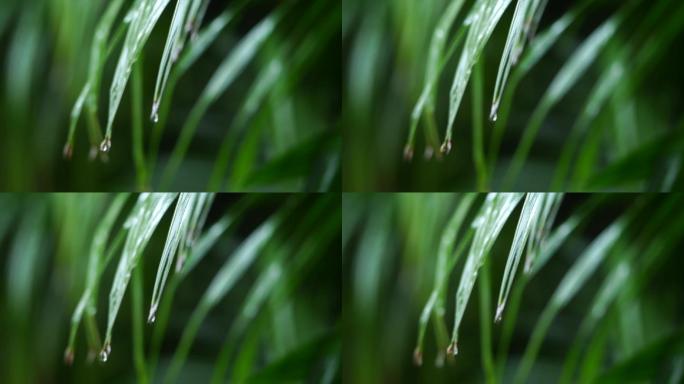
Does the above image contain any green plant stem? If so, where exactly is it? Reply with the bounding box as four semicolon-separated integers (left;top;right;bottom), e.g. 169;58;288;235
479;258;496;383
132;60;148;190
472;60;487;190
132;259;149;384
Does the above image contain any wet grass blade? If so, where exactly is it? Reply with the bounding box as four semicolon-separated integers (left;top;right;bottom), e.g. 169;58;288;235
164;204;291;382
503;8;627;187
513;217;627;384
443;0;513;154
524;193;563;272
64;0;124;158
65;193;128;364
414;193;476;365
151;0;192;122
103;0;172;153
101;193;177;361
449;193;523;355
160;10;282;188
490;0;533;122
405;0;466;158
495;193;544;322
147;193;197;324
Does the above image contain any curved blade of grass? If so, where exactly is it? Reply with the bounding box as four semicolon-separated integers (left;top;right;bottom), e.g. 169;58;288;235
160;10;282;188
488;1;590;177
209;2;336;189
443;0;513;154
512;217;627;384
101;193;177;361
404;0;466;158
496;194;605;379
164;203;292;382
414;193;476;365
103;0;172;152
479;257;496;383
65;193;128;364
148;4;244;175
449;193;523;355
147;193;197;324
147;195;258;381
132;60;148;189
490;0;533;122
495;192;543;322
211;197;338;383
503;6;630;188
523;193;562;272
64;0;124;157
131;256;149;384
150;0;192;122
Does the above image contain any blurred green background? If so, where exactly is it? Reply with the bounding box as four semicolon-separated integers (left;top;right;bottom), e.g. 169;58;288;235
0;0;340;191
343;0;684;191
0;193;341;383
343;193;684;382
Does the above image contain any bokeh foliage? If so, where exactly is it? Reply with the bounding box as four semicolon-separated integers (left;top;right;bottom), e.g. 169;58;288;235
0;0;340;191
343;0;684;191
343;193;684;382
0;193;341;383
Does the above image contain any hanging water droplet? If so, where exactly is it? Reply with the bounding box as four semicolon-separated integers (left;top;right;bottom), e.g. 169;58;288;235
151;100;160;123
490;100;500;122
63;143;73;159
147;303;158;324
403;145;414;161
64;347;74;366
99;343;111;362
99;137;111;153
494;303;505;323
446;341;458;356
413;347;423;366
440;139;452;154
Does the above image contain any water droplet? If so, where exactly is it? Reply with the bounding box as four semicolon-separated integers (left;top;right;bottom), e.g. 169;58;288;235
89;146;99;160
440;139;452;154
494;304;505;323
413;347;423;366
447;341;458;356
490;100;499;122
64;347;74;366
148;303;158;324
150;100;160;123
99;343;111;362
403;145;414;161
99;137;111;153
63;143;73;159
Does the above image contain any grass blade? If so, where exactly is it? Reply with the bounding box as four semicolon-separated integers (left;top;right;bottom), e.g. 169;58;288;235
449;193;523;355
405;0;466;158
101;193;177;361
64;0;124;158
495;193;544;322
513;217;627;384
161;10;282;187
65;193;128;364
147;193;197;324
103;0;172;152
414;193;476;365
503;9;627;187
164;203;291;382
444;0;513;153
151;0;192;122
